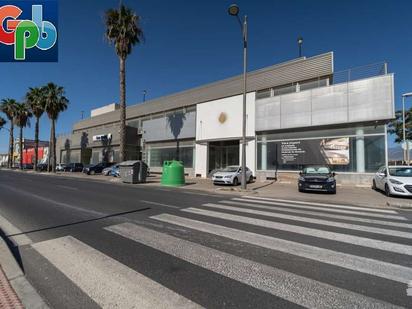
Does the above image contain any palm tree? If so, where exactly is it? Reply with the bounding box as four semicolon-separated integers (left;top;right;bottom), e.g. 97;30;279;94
0;99;18;168
43;83;69;173
105;4;143;162
26;87;46;171
0;116;5;130
14;103;32;170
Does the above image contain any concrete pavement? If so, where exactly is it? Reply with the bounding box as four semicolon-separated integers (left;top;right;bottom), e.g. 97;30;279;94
0;170;411;308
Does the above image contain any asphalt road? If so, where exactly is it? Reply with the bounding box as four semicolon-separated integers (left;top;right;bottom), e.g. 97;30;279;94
0;170;411;308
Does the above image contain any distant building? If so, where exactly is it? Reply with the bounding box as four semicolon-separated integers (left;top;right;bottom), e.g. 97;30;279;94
14;139;49;165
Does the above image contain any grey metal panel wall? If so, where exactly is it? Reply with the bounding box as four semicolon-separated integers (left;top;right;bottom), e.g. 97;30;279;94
142;111;196;142
73;52;333;131
256;74;394;132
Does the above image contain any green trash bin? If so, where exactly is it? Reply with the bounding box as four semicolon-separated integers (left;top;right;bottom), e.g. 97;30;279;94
161;160;185;187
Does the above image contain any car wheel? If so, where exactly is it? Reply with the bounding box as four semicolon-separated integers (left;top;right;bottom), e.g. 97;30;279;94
385;184;391;197
248;176;254;183
372;179;377;190
233;177;239;186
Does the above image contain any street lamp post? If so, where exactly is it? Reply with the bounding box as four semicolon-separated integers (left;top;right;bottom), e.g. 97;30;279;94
402;93;412;165
297;36;303;58
228;4;248;190
143;90;147;103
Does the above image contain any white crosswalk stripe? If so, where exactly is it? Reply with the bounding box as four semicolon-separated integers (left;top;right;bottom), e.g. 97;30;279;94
182;207;412;255
105;222;402;309
231;197;408;220
201;203;412;239
219;200;412;229
240;196;399;213
32;236;202;309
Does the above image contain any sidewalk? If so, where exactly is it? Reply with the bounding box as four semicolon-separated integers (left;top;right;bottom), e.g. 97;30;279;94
0;265;23;309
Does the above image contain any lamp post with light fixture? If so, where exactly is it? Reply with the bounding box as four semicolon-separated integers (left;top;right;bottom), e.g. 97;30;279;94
298;36;303;57
228;4;248;190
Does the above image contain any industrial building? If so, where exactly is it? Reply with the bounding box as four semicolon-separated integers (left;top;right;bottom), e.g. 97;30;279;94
56;52;394;184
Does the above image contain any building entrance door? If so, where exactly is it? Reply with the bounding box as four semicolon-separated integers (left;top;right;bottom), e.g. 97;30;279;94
208;140;239;173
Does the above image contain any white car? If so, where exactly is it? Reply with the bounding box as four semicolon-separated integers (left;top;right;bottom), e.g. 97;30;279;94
373;166;412;197
212;166;253;186
56;163;66;172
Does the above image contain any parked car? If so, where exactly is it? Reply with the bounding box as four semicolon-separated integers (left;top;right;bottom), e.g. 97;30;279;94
56;163;66;172
83;162;114;175
111;164;120;177
102;164;119;176
22;163;34;170
64;163;84;172
298;166;336;194
37;163;48;171
212;166;253;185
373;165;412;197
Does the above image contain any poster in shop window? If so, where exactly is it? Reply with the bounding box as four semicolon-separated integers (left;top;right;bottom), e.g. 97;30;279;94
277;137;350;165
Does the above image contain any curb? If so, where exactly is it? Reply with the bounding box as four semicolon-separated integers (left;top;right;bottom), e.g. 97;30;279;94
0;229;49;308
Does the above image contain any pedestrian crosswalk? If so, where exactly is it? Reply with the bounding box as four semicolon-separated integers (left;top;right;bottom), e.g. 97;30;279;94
30;195;412;308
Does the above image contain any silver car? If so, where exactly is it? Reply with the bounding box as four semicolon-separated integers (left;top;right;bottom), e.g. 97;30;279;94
212;166;253;186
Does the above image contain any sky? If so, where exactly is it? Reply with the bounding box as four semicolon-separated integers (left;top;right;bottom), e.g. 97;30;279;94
0;0;412;153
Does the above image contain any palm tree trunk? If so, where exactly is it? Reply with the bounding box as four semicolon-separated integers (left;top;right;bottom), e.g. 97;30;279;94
19;126;23;170
119;56;126;162
34;117;39;171
51;119;56;173
48;120;52;172
8;122;13;168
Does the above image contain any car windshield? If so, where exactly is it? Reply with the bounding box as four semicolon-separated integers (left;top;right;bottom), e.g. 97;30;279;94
388;168;412;177
221;166;239;172
303;167;331;174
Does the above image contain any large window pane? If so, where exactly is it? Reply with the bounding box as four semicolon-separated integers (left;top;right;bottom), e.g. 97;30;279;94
257;134;385;173
148;146;194;168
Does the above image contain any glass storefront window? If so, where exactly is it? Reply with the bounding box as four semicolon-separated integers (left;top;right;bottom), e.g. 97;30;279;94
148;146;194;168
257;128;386;173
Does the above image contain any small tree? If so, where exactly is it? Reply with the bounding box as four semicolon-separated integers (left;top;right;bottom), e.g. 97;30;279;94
388;108;412;143
14;103;32;169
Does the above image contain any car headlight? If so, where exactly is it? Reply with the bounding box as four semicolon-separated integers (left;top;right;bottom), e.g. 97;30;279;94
389;179;403;185
298;176;305;181
326;177;335;183
224;175;232;178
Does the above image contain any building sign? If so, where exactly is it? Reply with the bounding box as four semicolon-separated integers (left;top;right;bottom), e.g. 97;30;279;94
277;137;350;165
0;1;58;62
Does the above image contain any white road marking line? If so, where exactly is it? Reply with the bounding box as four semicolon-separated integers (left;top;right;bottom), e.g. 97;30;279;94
220;200;412;229
182;208;412;256
0;211;32;246
241;196;398;214
106;223;401;309
32;236;201;309
152;214;412;284
56;185;79;191
231;198;407;221
202;203;412;239
0;183;106;217
140;200;180;209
